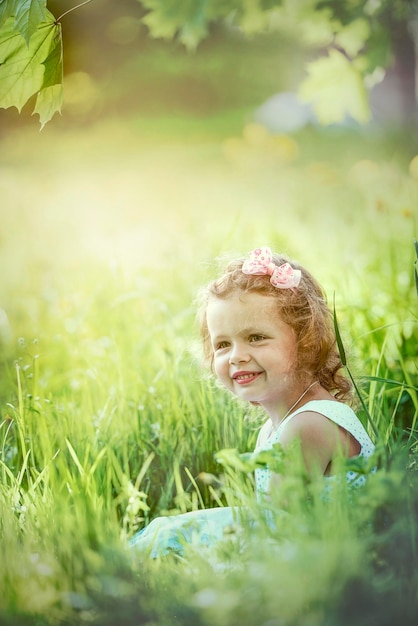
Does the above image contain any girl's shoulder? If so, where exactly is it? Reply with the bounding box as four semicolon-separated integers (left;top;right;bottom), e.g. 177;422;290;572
272;400;375;457
276;406;345;461
256;401;348;449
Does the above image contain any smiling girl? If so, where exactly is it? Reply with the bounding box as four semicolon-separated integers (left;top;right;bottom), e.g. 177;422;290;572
130;247;375;556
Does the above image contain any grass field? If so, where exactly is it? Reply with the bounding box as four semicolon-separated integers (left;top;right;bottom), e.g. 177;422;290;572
0;112;417;625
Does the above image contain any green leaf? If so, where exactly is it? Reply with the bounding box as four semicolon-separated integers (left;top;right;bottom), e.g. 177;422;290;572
296;6;339;48
239;0;271;35
298;48;371;124
140;0;209;50
15;0;48;42
215;448;252;472
215;443;287;474
334;18;370;57
33;83;62;128
342;453;376;476
37;21;62;88
0;0;16;29
0;17;44;110
33;22;63;128
0;0;48;41
0;11;62;126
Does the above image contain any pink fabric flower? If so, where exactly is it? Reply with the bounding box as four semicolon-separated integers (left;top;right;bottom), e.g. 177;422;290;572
242;247;301;289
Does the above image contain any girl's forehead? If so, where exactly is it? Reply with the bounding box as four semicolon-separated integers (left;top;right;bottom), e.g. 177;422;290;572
206;292;279;326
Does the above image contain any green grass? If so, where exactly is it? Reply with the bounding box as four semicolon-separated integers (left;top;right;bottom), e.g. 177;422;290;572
0;115;417;625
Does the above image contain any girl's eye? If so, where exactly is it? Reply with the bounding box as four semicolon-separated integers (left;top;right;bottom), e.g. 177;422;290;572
250;335;266;343
215;341;230;350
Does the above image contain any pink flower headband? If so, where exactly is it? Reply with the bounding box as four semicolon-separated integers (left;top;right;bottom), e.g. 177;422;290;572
242;247;302;289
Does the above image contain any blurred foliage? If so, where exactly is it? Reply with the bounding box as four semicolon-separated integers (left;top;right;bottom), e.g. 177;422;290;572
0;0;417;127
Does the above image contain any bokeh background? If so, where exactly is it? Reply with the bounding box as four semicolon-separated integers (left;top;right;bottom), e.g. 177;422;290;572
0;0;417;365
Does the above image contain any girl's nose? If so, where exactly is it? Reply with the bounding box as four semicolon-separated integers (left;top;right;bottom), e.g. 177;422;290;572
228;344;250;365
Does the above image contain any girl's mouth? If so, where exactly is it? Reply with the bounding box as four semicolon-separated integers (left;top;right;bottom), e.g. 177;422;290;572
232;372;262;385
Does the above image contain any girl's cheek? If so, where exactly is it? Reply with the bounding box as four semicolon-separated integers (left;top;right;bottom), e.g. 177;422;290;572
213;357;225;379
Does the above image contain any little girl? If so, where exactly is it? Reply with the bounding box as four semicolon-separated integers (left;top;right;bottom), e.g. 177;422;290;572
130;247;375;557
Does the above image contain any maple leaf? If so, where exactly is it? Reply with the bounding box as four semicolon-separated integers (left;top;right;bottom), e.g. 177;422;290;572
33;21;63;128
298;48;371;125
140;0;209;50
0;0;48;41
0;11;63;127
0;0;18;29
15;0;48;42
334;18;370;57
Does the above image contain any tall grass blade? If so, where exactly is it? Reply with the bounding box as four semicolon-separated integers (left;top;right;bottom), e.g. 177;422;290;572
333;301;379;440
360;376;417;391
65;438;85;477
332;295;346;366
133;451;155;491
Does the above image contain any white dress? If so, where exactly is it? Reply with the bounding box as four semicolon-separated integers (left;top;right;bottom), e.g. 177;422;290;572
254;399;375;494
130;400;375;558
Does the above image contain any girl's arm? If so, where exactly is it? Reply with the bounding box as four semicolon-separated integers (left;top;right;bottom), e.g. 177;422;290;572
269;410;359;490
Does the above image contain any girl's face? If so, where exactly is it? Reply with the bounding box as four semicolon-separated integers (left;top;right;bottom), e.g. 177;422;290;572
206;291;299;417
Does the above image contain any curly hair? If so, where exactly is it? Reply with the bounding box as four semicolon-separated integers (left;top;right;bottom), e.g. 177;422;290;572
197;252;353;402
